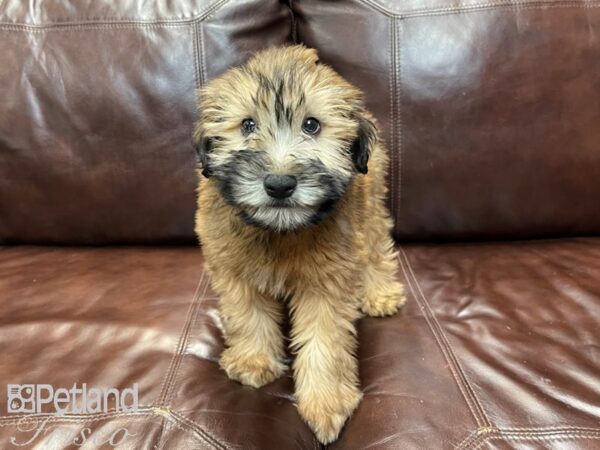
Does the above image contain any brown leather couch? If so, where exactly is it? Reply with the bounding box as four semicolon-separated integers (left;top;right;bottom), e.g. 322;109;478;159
1;1;599;449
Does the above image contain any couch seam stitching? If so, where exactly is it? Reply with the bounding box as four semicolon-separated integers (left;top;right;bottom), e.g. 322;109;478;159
0;0;230;30
156;271;226;450
0;22;190;32
404;2;599;18
157;407;226;450
402;248;490;425
154;412;171;450
289;0;298;44
155;270;206;406
191;23;201;92
154;280;228;450
397;250;483;426
0;406;169;425
469;430;600;449
398;248;489;427
198;21;207;87
396;19;403;227
358;0;598;17
502;432;600;437
165;273;211;407
456;427;600;450
0;2;595;32
455;429;482;449
502;427;600;432
0;410;155;426
388;17;397;225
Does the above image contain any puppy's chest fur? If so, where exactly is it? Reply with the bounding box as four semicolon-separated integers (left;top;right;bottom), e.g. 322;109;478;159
196;178;369;299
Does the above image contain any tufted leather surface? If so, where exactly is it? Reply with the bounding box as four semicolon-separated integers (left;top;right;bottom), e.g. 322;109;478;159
0;0;291;244
292;0;600;241
0;240;598;448
3;1;599;244
0;247;319;449
1;1;599;449
336;238;600;449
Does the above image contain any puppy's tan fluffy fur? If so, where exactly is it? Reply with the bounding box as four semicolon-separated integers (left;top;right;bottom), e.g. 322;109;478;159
194;46;405;444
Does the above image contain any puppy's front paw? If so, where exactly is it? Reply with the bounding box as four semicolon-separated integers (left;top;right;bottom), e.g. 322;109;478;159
362;281;406;317
297;385;362;444
220;347;286;388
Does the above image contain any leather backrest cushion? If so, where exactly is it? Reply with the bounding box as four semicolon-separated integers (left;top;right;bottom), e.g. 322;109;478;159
293;0;600;241
0;0;291;244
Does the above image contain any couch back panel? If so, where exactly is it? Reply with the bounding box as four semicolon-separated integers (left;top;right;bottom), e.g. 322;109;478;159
3;0;599;243
0;0;291;244
293;0;600;241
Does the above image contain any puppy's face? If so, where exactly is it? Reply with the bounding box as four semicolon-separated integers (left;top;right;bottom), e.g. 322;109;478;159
195;46;376;232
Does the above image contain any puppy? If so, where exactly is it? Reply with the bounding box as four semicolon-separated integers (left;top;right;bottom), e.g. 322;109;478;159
193;45;405;444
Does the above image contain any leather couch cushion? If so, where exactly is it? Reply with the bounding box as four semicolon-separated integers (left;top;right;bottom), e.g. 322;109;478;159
1;239;598;448
293;0;600;242
335;238;600;449
0;246;318;449
0;0;291;244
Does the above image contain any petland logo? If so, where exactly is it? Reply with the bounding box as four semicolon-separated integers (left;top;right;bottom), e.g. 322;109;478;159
7;383;139;415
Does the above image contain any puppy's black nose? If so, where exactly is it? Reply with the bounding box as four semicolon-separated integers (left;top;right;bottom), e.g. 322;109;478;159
264;174;297;199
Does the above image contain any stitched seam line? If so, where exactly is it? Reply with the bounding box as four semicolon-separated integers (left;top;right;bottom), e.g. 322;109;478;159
398;250;483;425
398;248;489;427
502;426;600;432
470;430;600;450
456;423;600;447
191;23;201;91
167;409;227;450
0;409;155;426
198;21;207;87
164;271;209;406
396;19;403;225
0;406;159;425
165;273;211;407
289;0;298;44
0;22;190;32
155;270;206;405
0;0;230;30
400;248;489;425
455;429;481;449
500;430;600;439
155;271;227;449
403;2;599;18
388;17;397;224
359;0;598;17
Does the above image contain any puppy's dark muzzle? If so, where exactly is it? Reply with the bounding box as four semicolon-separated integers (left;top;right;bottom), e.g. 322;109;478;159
264;174;297;199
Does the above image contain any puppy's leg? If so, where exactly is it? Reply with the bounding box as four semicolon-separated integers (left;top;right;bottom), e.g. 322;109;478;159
217;277;286;388
361;208;406;317
290;292;362;444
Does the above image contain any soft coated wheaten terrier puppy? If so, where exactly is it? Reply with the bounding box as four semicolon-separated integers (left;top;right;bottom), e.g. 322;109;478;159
193;45;405;444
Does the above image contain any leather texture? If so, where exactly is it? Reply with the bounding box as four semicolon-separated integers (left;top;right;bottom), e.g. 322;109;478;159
1;240;598;448
0;0;291;244
0;247;319;449
292;0;600;241
1;1;599;449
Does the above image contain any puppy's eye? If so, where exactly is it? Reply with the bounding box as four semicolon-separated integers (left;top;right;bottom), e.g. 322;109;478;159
302;117;320;135
241;118;256;135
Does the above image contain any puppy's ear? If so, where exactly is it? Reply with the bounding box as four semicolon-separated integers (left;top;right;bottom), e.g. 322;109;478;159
298;45;320;65
350;116;377;174
192;132;213;178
